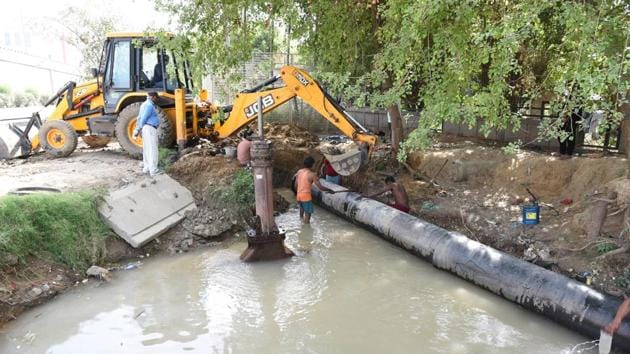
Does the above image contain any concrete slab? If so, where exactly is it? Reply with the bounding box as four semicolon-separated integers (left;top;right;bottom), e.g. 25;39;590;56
98;175;196;248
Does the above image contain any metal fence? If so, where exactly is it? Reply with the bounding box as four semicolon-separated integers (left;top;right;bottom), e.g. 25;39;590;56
264;102;421;138
436;102;623;151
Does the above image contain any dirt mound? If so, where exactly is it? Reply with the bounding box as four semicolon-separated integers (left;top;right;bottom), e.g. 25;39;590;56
273;146;322;187
409;146;628;202
264;123;319;148
167;148;293;254
387;143;630;295
168;154;240;201
491;154;627;202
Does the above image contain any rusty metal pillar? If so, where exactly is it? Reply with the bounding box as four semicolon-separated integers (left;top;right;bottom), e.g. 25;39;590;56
240;96;294;262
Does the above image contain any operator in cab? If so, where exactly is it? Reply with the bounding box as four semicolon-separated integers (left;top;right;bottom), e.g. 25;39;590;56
152;54;169;88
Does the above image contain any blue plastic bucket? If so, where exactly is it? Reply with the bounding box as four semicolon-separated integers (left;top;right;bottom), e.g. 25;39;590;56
522;203;540;225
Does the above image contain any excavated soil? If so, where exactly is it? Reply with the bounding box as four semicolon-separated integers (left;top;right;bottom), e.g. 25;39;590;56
264;123;320;149
397;138;630;296
168;153;241;201
166;151;293;253
263;123;323;187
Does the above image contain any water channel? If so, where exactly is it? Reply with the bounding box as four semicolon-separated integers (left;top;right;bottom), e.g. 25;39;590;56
0;203;591;353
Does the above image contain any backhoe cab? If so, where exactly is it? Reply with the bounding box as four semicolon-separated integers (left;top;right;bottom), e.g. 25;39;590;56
0;33;376;175
2;33;192;159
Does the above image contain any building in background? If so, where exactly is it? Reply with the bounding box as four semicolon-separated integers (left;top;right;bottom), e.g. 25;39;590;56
0;7;81;94
0;0;170;96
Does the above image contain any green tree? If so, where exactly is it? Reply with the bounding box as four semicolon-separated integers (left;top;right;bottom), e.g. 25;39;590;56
0;84;11;95
292;1;406;151
376;0;628;159
48;7;119;77
157;0;628;157
156;0;406;150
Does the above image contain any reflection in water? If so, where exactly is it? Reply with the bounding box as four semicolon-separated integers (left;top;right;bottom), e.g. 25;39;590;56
0;203;589;354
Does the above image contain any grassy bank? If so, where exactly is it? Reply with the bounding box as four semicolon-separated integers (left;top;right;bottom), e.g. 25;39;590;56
0;192;111;270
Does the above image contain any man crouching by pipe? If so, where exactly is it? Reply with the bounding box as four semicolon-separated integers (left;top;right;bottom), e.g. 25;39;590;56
363;176;410;213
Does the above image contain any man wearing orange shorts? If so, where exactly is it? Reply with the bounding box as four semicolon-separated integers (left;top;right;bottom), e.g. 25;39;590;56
295;156;333;224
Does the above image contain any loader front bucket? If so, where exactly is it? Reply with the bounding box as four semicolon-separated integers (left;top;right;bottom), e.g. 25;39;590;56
0;112;42;159
0;136;8;160
324;148;363;176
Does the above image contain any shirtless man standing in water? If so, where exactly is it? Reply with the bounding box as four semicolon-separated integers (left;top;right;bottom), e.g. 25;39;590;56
364;176;410;213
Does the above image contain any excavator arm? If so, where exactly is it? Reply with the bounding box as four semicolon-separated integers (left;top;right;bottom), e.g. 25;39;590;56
210;66;377;149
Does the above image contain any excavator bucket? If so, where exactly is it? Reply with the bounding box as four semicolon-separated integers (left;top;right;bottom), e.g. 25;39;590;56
323;147;363;176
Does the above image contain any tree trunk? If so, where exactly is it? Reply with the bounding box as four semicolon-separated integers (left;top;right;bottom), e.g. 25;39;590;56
586;191;617;239
388;104;403;152
620;119;630;160
383;76;403;152
619;95;630;177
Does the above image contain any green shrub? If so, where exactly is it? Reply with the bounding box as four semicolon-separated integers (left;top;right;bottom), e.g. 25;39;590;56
596;242;618;255
158;148;177;169
208;169;255;212
502;141;522;155
0;192;111;269
224;169;255;207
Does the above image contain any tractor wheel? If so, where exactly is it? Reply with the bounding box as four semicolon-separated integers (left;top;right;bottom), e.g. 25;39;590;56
82;135;112;148
115;102;175;159
39;120;78;158
156;108;174;147
0;137;8;160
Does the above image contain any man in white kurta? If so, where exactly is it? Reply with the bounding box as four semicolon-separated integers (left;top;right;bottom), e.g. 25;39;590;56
132;92;160;176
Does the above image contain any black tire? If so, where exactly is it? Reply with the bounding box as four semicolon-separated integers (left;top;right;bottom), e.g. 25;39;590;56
156;107;174;147
82;135;112;148
0;137;8;160
39;120;78;157
8;187;61;196
115;102;175;158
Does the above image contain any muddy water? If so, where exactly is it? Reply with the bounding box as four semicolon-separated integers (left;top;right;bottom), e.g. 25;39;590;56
0;204;589;354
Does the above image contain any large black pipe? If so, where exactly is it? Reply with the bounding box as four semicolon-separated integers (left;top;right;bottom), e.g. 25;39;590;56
313;182;630;351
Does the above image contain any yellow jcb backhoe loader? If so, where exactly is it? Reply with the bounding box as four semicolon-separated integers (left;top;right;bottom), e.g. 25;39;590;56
0;33;376;175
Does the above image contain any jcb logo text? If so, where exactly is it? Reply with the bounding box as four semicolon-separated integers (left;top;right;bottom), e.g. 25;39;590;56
293;71;310;86
245;94;275;118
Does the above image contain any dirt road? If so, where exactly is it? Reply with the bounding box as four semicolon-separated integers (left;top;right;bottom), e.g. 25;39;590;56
0;145;144;196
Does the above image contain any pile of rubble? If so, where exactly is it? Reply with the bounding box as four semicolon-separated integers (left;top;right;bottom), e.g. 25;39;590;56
182;206;240;240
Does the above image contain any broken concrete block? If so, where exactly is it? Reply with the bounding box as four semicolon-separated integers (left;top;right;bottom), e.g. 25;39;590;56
98;175;196;248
